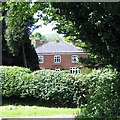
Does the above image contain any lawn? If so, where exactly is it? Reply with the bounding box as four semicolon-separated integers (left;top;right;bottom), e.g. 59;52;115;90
0;105;80;117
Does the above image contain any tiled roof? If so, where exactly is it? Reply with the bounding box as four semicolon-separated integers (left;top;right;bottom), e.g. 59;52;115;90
35;40;85;54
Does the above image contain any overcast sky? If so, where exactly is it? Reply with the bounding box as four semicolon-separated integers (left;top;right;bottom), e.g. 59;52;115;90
32;12;64;38
32;20;57;35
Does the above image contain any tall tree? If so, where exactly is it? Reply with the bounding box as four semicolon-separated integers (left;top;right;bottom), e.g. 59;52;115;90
3;2;45;70
5;2;32;67
2;2;16;66
43;3;120;119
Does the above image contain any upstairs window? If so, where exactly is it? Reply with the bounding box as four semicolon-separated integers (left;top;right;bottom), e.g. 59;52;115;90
71;55;79;63
54;55;61;63
38;55;44;63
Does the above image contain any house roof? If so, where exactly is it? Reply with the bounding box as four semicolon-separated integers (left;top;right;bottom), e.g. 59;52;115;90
35;40;85;55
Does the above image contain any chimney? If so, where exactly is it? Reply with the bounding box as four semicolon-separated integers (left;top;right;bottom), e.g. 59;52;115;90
35;39;40;48
35;38;45;48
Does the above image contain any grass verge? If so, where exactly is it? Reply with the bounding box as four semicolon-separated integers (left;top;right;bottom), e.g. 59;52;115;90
0;105;80;117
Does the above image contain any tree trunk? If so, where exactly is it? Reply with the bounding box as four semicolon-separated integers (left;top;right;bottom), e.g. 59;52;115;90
22;45;27;68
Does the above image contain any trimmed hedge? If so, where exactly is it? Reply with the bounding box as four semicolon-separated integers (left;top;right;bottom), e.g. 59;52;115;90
1;66;32;97
30;70;88;107
1;66;88;107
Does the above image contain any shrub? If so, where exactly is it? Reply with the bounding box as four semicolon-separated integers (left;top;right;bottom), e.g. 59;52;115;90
1;66;88;107
1;66;32;97
79;66;120;119
81;67;92;75
29;70;88;107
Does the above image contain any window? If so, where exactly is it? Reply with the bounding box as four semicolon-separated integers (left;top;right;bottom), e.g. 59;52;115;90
55;67;60;71
70;67;81;74
54;55;61;63
38;55;44;63
71;55;79;63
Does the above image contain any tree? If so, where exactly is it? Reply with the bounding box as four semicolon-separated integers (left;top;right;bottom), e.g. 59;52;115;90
5;2;32;67
30;32;47;47
3;2;46;70
2;2;16;66
2;2;50;70
44;2;120;71
30;32;43;40
44;3;120;119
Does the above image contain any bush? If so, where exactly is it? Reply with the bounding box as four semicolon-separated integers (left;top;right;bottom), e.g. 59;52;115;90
1;66;32;97
81;67;92;75
1;66;88;107
79;66;120;119
29;70;88;107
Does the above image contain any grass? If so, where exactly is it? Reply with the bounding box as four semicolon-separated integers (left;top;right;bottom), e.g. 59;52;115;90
0;105;80;118
1;97;80;117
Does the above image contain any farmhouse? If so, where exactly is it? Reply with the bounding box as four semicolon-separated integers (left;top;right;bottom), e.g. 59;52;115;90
35;39;88;73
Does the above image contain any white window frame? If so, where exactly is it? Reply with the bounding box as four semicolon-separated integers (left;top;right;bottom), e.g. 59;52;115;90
70;67;81;74
54;55;61;64
71;55;79;63
55;67;60;71
38;55;44;64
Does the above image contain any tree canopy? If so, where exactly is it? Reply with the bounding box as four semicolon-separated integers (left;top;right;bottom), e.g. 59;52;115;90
2;2;120;71
43;2;120;71
2;2;45;70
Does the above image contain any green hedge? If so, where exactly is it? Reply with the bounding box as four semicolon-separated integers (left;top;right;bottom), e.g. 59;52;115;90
1;66;32;97
1;66;88;107
79;66;120;119
30;70;88;107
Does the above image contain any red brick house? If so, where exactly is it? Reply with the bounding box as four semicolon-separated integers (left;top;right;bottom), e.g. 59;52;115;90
35;40;88;73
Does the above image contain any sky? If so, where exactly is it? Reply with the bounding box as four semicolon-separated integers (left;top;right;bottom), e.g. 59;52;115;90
32;20;64;40
32;20;57;35
32;12;64;39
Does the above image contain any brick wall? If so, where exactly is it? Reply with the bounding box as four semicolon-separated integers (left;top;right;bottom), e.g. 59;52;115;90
39;54;88;70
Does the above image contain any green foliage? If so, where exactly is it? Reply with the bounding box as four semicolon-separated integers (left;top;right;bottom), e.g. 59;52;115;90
60;70;70;74
81;67;92;75
5;2;32;56
30;70;88;107
3;2;40;70
79;66;120;119
24;40;39;71
30;32;46;41
1;66;32;97
45;3;120;71
1;66;88;107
